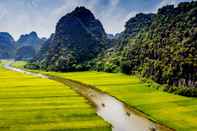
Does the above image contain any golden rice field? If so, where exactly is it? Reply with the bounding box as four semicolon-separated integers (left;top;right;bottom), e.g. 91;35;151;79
12;61;197;131
0;61;111;131
48;72;197;131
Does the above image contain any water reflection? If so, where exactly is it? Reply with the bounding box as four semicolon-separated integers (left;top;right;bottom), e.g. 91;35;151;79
87;89;157;131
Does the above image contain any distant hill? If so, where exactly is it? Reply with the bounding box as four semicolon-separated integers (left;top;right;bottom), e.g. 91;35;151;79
17;32;39;47
15;46;36;60
0;32;15;59
32;7;107;71
15;32;46;60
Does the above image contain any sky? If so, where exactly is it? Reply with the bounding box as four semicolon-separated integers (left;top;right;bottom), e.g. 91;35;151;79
0;0;195;40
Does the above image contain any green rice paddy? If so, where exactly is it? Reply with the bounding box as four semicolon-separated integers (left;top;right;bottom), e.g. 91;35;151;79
12;61;197;131
0;61;111;131
49;72;197;131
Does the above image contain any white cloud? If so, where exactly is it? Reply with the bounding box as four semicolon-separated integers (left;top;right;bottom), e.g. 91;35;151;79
154;0;177;13
0;0;194;39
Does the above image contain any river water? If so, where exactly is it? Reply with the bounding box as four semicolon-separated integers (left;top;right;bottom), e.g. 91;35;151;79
4;63;173;131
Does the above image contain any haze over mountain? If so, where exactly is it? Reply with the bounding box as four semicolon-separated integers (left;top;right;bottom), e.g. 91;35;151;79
17;32;42;47
0;31;46;60
15;31;46;60
0;32;15;58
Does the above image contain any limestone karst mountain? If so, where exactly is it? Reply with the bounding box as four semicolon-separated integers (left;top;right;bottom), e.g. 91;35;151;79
32;7;107;71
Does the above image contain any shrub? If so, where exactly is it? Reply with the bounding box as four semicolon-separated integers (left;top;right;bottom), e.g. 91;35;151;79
120;61;132;75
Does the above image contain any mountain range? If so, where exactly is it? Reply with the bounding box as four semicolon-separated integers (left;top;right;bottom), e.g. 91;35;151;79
0;31;46;60
1;1;196;96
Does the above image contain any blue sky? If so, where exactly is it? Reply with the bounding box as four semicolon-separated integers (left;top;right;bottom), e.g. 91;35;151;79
0;0;195;39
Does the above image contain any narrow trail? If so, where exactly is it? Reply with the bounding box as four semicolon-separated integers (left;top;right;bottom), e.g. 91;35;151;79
4;62;173;131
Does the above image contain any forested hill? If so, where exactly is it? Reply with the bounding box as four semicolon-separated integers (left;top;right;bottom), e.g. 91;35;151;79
96;1;197;96
31;7;107;71
124;2;197;92
93;13;155;73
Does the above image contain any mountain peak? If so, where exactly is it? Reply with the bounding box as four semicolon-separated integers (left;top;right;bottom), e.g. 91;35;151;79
0;32;15;42
57;6;106;40
74;6;91;12
17;31;39;44
71;6;95;19
29;31;38;37
15;31;46;60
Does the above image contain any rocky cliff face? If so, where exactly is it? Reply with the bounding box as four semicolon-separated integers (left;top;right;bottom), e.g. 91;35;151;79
0;32;15;58
33;6;107;71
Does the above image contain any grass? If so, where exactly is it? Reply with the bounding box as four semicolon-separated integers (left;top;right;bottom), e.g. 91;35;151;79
12;61;197;131
0;61;111;131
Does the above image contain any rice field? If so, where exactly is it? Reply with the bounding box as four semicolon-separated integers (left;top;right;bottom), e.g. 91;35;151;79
0;61;111;131
12;61;197;131
48;72;197;131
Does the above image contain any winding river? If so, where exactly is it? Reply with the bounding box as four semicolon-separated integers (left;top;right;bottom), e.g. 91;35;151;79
4;62;173;131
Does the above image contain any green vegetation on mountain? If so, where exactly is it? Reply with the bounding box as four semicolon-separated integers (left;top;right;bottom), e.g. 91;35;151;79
31;7;107;71
93;13;155;73
94;1;197;96
120;2;197;96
